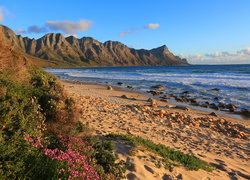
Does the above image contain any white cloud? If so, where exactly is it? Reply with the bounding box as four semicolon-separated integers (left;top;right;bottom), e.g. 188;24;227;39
15;20;94;36
46;20;94;35
28;25;48;33
241;48;250;55
181;47;250;64
119;23;160;37
119;30;134;37
135;42;141;46
0;6;14;21
16;29;26;34
144;23;160;29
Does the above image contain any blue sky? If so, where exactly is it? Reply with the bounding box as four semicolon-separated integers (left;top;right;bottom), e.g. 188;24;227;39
1;0;250;64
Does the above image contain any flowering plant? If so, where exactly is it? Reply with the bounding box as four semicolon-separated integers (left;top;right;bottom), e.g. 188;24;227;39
24;133;101;180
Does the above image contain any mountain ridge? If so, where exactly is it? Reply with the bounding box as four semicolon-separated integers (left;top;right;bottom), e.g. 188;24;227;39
0;24;189;67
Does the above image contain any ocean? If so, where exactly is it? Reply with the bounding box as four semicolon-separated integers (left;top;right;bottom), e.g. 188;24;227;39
45;64;250;117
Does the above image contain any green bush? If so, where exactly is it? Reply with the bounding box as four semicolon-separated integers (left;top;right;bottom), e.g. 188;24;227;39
0;66;126;179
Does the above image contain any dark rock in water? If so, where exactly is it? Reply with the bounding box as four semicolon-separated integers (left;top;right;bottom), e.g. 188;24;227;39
175;96;183;102
117;82;123;85
121;95;128;99
218;102;226;109
211;88;220;91
153;91;160;96
180;96;188;102
160;98;169;102
210;112;218;117
205;101;210;105
226;103;237;112
240;109;250;117
160;95;169;99
127;85;133;89
200;104;209;108
189;98;197;104
182;91;190;94
147;90;160;96
210;103;219;110
151;84;165;90
214;97;219;100
160;95;169;102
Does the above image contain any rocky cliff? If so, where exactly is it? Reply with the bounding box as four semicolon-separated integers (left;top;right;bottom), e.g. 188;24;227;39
0;24;189;67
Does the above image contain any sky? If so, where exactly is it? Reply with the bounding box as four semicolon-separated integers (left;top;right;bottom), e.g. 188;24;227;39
0;0;250;64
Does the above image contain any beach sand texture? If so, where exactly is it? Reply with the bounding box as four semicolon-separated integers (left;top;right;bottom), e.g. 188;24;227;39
62;81;250;180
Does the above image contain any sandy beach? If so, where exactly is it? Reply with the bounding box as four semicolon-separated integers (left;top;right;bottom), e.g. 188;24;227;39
61;81;250;180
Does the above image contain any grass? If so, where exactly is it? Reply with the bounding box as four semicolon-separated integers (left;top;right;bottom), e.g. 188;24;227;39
106;133;215;172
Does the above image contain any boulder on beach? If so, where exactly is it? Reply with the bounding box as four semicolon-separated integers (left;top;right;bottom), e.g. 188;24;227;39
107;86;114;90
121;95;128;99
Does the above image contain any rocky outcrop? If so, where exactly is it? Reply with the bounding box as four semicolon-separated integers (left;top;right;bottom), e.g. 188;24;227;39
0;24;189;67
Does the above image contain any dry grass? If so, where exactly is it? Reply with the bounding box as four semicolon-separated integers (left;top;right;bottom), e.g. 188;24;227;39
0;32;30;83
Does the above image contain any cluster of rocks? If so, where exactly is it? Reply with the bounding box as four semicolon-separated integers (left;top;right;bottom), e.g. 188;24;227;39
147;85;250;118
125;104;250;140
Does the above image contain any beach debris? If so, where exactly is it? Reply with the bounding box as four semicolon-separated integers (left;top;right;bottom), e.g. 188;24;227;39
151;84;165;90
107;85;114;90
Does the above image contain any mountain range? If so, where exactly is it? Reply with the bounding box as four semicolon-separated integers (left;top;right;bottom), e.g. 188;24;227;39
0;24;189;67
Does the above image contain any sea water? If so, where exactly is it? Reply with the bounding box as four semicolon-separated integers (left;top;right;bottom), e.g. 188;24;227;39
45;64;250;113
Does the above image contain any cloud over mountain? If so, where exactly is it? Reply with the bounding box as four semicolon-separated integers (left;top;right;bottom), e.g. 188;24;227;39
45;20;94;35
15;20;94;37
119;23;160;37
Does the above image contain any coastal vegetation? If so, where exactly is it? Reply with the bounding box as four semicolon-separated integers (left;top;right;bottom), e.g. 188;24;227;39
0;37;125;179
106;133;215;172
0;27;214;179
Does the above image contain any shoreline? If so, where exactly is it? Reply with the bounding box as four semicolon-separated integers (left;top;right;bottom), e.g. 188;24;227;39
61;80;250;179
62;79;250;122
